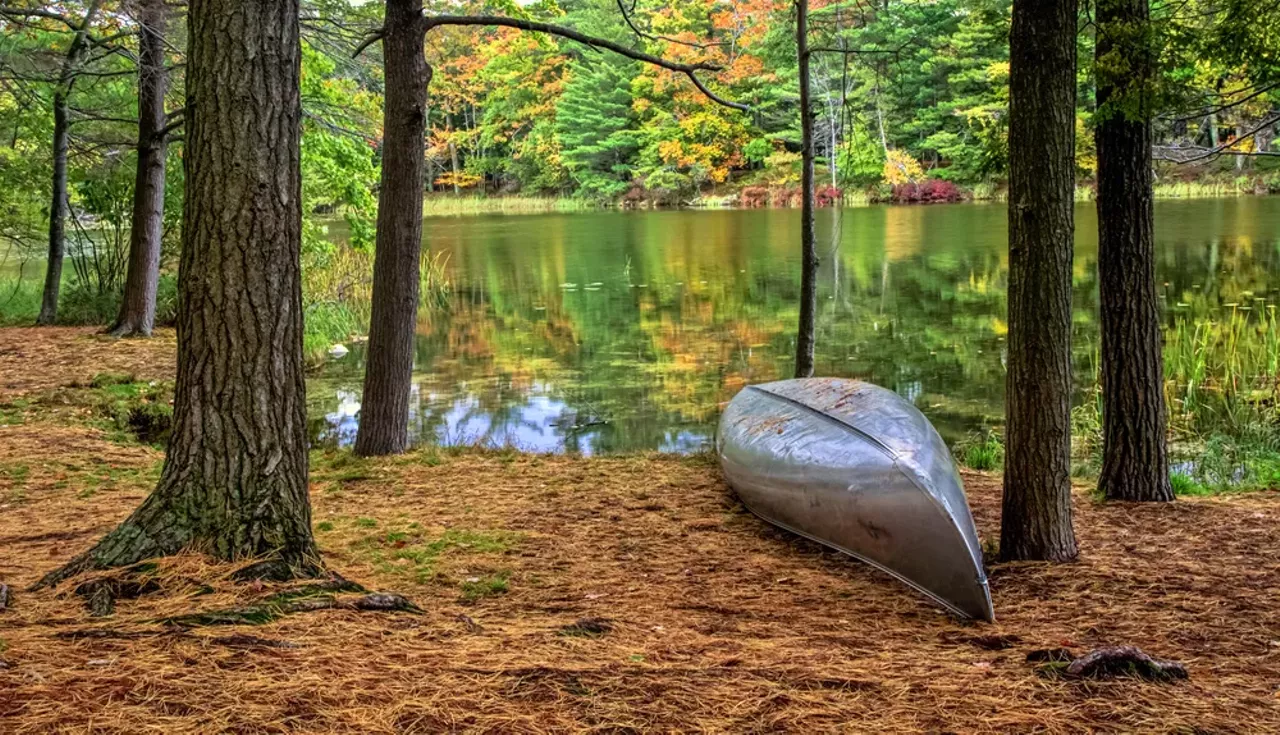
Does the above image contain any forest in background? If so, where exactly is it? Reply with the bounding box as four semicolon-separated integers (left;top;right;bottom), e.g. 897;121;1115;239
1;0;1277;258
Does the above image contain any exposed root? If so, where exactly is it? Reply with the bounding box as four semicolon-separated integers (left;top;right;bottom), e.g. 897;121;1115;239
75;574;162;617
558;617;614;638
1064;646;1188;681
104;321;153;339
55;628;301;650
209;634;303;649
160;587;420;628
230;558;331;584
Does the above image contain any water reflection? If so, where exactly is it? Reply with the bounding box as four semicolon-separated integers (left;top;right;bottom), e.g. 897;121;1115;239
309;198;1280;453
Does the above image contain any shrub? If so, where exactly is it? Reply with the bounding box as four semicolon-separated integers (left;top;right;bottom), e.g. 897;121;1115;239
955;430;1004;471
815;186;842;207
740;186;769;208
890;179;966;204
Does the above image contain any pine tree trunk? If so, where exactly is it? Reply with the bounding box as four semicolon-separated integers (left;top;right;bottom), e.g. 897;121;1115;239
38;0;317;588
37;93;69;325
110;0;169;337
449;139;461;194
1095;0;1173;502
1000;0;1079;562
794;0;818;379
37;0;104;326
354;0;428;457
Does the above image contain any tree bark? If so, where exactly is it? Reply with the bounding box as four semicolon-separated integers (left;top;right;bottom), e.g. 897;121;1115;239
38;0;104;325
38;0;318;588
1095;0;1173;502
354;0;428;457
794;0;818;379
38;92;70;325
1000;0;1079;562
109;0;170;337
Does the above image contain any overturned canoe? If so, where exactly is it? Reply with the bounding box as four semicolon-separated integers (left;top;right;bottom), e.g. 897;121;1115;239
717;378;994;622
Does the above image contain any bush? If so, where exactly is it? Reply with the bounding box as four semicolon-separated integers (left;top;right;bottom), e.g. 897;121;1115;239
955;430;1004;471
890;179;966;204
58;281;121;325
740;186;769;208
815;186;842;207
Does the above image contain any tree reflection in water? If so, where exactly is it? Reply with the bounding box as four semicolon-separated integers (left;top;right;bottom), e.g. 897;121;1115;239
309;198;1280;454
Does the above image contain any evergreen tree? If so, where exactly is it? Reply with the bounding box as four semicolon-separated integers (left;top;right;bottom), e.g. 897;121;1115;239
556;58;640;199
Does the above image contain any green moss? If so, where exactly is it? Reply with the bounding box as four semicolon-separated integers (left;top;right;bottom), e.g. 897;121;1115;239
460;571;510;602
347;526;520;585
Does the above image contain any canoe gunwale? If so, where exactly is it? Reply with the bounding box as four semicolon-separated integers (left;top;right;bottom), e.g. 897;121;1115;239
738;496;995;622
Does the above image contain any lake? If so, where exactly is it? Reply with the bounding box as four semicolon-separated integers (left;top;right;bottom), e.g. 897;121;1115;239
310;197;1280;454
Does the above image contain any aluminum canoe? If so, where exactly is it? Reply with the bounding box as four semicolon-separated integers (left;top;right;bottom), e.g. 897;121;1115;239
716;377;994;622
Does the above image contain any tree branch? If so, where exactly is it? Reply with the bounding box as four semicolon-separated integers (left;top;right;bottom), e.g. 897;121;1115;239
355;13;749;113
1169;80;1280;123
1154;113;1280;163
424;15;722;74
423;15;747;112
614;0;727;50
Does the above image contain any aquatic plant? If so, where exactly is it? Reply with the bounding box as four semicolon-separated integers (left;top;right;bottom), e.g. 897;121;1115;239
301;246;451;363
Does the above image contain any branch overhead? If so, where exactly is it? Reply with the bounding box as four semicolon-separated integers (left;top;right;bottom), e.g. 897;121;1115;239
354;12;749;113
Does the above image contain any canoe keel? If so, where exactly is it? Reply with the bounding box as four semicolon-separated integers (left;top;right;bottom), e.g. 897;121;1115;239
717;378;994;622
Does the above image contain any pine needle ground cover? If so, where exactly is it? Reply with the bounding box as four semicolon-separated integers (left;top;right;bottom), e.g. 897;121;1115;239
2;328;1280;733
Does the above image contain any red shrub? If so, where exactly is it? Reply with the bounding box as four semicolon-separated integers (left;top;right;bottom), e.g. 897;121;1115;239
890;179;966;204
740;186;770;208
815;186;842;207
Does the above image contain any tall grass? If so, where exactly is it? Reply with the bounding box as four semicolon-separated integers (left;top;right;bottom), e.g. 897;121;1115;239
1159;303;1280;490
422;195;599;217
1152;181;1252;199
0;271;178;326
301;246;451;363
1065;303;1280;492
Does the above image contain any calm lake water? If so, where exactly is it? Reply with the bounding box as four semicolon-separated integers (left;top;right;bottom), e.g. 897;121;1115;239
309;197;1280;454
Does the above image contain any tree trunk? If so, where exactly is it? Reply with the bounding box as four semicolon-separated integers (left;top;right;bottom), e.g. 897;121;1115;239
38;93;70;325
37;0;104;326
38;0;317;588
1000;0;1079;562
1095;0;1172;502
449;139;461;194
794;0;818;379
1235;124;1246;171
109;0;170;337
354;0;428;457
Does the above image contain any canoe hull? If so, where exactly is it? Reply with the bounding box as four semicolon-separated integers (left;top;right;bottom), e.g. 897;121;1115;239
717;378;994;622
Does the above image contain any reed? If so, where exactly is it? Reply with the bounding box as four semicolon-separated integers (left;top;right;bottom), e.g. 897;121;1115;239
422;195;598;217
1152;180;1252;199
301;246;451;362
1160;302;1280;490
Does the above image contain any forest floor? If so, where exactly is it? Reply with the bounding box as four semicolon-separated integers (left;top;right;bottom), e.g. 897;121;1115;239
2;327;1280;733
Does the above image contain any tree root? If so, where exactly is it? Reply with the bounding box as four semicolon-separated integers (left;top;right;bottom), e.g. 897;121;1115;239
1032;646;1187;681
76;575;162;617
230;558;330;584
160;590;421;628
55;628;301;649
104;321;153;339
558;617;614;638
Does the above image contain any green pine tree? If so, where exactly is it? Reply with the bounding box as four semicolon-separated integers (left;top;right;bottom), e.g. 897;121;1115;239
555;58;640;199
